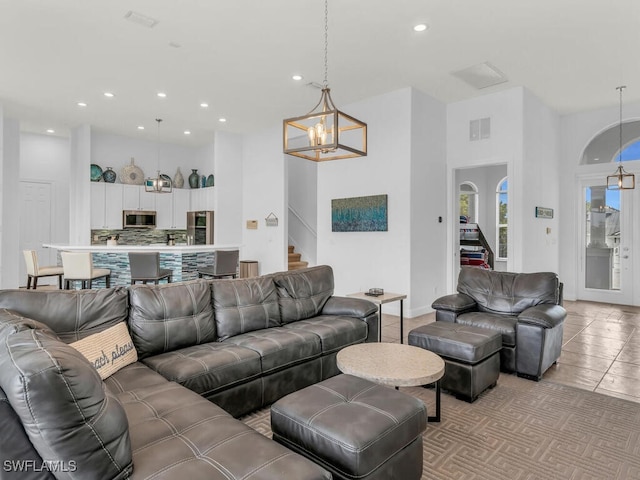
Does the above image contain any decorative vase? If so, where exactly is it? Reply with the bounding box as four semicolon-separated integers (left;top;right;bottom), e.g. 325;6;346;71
206;174;214;187
201;175;206;188
188;169;200;189
121;157;144;185
90;164;103;182
174;167;184;188
102;167;116;183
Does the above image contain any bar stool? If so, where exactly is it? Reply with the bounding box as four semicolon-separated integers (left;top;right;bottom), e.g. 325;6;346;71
129;252;172;284
22;250;64;289
198;250;239;279
61;252;111;289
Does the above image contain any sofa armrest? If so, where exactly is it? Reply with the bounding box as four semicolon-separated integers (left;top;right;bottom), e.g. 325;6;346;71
518;304;566;329
431;293;477;313
321;296;378;318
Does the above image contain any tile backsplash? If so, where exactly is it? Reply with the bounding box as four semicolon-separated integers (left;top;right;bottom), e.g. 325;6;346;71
91;229;188;246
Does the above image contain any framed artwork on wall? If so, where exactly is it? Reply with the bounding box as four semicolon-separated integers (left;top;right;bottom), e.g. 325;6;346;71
331;194;388;232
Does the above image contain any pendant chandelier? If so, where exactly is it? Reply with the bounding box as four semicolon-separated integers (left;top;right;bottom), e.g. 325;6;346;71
145;118;173;193
283;0;367;162
607;86;635;190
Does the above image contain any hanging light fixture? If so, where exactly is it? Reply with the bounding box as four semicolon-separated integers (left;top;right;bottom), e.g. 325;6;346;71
607;86;635;190
283;0;367;162
145;118;173;193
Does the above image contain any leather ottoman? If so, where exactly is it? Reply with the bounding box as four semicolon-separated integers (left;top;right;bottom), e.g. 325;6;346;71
270;374;426;480
408;322;501;402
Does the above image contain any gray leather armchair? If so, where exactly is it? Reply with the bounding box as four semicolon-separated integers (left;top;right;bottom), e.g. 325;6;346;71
432;267;566;380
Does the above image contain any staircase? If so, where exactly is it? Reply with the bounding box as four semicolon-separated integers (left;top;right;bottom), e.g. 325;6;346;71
288;245;309;271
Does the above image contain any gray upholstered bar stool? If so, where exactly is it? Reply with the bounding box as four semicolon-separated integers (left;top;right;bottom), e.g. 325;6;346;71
61;252;111;289
129;252;172;284
198;250;239;279
22;250;64;289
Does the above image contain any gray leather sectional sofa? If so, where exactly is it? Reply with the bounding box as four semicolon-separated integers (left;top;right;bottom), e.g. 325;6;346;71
0;265;377;480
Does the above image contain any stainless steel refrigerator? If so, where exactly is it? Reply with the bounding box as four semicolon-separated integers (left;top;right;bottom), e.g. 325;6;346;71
186;211;214;245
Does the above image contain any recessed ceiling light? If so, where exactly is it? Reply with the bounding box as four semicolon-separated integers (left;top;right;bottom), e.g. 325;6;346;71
157;92;167;98
46;129;55;134
77;102;87;107
123;11;158;29
218;118;227;123
184;130;191;135
292;74;303;81
413;24;428;32
168;41;181;48
137;125;145;130
200;102;209;108
104;92;115;98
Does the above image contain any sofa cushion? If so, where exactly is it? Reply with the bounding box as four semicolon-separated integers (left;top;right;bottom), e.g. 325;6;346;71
283;315;368;354
224;327;322;374
128;280;216;359
457;268;560;315
142;342;262;397
210;275;281;341
274;265;334;323
0;287;128;343
104;361;170;395
0;317;132;480
456;311;517;347
70;322;138;379
114;382;331;480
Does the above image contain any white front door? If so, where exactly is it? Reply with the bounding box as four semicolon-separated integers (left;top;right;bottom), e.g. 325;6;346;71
19;181;53;287
578;177;634;304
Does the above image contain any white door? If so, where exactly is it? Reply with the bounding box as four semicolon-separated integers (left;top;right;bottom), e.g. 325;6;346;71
578;177;634;304
20;181;53;287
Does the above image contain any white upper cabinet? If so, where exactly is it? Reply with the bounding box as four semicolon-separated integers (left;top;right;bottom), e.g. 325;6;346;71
90;183;123;229
122;185;156;211
155;189;190;229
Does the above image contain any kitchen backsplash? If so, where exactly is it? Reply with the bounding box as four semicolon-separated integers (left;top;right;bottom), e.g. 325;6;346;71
91;229;188;245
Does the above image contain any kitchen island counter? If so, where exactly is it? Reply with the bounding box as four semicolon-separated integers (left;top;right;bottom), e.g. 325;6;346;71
44;243;243;286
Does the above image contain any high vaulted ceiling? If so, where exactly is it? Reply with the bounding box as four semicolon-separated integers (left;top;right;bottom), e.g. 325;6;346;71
1;0;639;146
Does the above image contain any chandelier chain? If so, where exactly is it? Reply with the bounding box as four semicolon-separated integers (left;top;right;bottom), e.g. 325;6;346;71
617;85;625;163
323;0;328;87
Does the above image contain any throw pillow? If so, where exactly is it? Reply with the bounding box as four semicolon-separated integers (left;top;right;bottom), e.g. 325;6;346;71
70;322;138;379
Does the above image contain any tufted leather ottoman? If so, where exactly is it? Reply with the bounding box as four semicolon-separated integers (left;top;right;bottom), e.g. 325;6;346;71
271;374;426;480
409;322;501;402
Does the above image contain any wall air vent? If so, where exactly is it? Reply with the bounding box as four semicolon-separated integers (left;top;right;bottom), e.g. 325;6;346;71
452;62;508;90
470;117;491;141
123;11;158;29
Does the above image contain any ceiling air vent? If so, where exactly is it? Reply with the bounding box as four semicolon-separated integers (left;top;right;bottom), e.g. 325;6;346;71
452;62;508;90
123;11;158;29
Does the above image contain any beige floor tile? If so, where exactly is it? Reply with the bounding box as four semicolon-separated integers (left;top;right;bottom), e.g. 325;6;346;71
542;363;604;390
568;333;627;350
556;351;614;373
598;373;640;398
561;341;619;360
608;361;640;381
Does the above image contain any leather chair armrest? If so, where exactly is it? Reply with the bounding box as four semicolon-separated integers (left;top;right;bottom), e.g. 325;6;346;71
431;293;477;313
518;304;566;329
321;296;377;319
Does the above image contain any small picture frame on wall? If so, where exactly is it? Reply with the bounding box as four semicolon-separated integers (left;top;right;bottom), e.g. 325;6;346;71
535;206;553;219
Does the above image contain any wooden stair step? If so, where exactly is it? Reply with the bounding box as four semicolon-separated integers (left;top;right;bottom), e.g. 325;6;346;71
288;245;295;253
288;253;301;262
288;261;309;271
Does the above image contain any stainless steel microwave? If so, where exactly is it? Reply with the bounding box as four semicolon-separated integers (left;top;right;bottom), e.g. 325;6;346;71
123;210;156;229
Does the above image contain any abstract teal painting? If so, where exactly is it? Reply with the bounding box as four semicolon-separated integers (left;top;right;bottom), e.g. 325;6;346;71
331;194;388;232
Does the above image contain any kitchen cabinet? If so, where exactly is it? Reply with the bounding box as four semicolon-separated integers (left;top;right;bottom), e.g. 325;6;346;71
122;185;156;211
155;189;189;229
190;187;215;212
90;183;123;229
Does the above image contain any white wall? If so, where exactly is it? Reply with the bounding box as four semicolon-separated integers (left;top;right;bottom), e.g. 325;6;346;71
242;125;287;274
521;89;560;273
409;89;447;316
69;125;91;245
20;133;71;251
0;112;21;288
213;131;243;245
317;88;413;309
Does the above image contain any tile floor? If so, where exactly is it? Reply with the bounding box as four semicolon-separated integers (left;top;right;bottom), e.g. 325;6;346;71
381;299;640;404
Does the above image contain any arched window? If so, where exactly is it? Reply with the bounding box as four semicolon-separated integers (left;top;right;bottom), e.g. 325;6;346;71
496;177;508;259
459;182;478;223
582;120;640;165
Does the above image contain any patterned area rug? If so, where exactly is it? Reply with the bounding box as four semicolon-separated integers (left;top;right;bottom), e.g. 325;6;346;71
241;373;640;479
